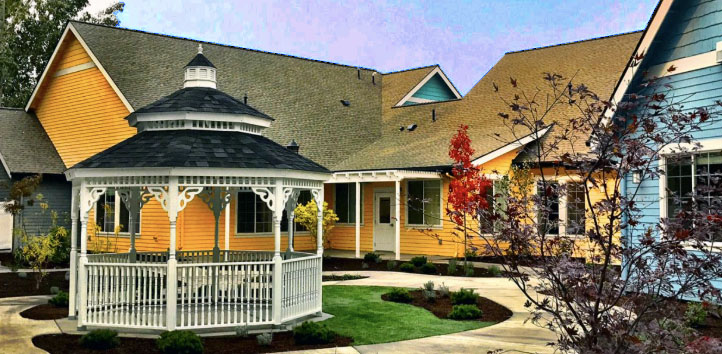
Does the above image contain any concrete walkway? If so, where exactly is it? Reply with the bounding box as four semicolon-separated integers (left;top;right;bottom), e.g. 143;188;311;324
322;270;557;354
0;295;59;354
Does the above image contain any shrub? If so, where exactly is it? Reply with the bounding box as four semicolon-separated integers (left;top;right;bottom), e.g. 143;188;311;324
488;265;502;277
423;289;436;303
386;260;397;270
464;249;478;259
448;258;457;275
17;271;27;278
79;329;120;350
364;252;382;264
293;321;337;345
438;283;450;298
50;286;60;294
451;288;479;305
410;256;427;267
385;288;412;303
420;262;437;274
464;263;475;277
685;302;708;327
448;304;482;320
156;330;203;354
48;291;69;307
256;332;273;346
422;281;435;292
399;262;415;273
361;262;369;269
235;325;249;338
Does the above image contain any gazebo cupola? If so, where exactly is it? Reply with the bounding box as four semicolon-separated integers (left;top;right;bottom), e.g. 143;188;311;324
64;47;330;333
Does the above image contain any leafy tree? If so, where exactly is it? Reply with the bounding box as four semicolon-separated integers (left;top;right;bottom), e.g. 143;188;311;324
293;199;338;249
18;225;63;288
434;61;722;352
0;0;124;107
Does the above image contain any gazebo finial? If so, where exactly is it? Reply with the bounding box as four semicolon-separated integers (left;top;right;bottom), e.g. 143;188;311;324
198;43;203;54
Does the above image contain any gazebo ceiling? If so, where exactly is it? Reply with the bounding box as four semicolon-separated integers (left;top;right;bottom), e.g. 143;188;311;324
70;129;329;172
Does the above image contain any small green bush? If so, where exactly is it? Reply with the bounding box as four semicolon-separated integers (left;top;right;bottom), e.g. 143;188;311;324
256;332;273;346
685;302;708;327
448;258;457;275
423;289;436;303
451;288;479;305
386;260;397;270
364;252;382;264
399;262;415;273
17;271;27;279
235;325;249;338
448;304;482;320
464;249;478;259
410;256;428;267
361;262;370;269
464;263;475;277
79;329;120;350
422;281;435;292
487;265;502;277
420;262;437;274
48;291;69;307
385;288;412;303
293;321;337;345
156;330;203;354
50;286;60;294
438;283;450;298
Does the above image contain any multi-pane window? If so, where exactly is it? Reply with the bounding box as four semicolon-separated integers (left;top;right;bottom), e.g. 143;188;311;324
566;182;586;235
95;192;140;234
236;191;312;234
537;181;560;235
480;180;508;234
666;152;722;241
335;183;363;224
407;180;442;226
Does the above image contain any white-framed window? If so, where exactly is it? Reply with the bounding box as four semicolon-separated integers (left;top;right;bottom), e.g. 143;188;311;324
664;152;722;243
334;183;363;224
535;179;586;236
480;179;509;234
406;179;442;226
95;191;141;235
235;190;311;235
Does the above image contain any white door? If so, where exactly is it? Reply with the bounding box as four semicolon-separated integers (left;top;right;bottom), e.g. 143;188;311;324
374;192;396;252
0;203;13;251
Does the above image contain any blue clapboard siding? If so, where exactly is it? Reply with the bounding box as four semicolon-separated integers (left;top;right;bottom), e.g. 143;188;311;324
647;0;722;66
403;73;457;105
12;174;71;236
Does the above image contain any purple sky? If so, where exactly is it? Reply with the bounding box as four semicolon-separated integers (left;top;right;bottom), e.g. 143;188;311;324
95;0;659;94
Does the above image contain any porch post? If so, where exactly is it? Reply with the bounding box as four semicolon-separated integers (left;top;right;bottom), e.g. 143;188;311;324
316;188;324;255
272;180;284;325
224;188;230;256
166;177;179;330
287;208;295;252
78;183;104;329
395;179;401;260
68;183;79;319
355;181;361;258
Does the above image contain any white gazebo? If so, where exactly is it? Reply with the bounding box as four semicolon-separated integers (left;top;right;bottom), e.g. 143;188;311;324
65;45;330;332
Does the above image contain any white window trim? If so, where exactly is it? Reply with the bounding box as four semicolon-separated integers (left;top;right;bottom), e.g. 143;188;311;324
233;191;310;237
659;139;722;251
534;177;587;238
405;179;444;229
394;66;462;107
333;183;364;226
94;190;142;237
478;177;508;237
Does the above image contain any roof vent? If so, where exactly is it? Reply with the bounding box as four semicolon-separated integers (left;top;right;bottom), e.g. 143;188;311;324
407;124;417;132
184;44;217;89
432;109;436;122
286;140;300;153
340;100;350;106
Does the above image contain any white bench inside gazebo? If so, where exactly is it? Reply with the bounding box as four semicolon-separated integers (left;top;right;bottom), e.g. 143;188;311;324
64;45;331;332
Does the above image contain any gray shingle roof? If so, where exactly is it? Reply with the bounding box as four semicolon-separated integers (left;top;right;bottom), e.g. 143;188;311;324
71;130;329;173
0;108;65;174
133;87;272;119
71;21;382;170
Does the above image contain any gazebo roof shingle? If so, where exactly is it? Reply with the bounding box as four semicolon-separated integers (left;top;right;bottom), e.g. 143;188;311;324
132;87;272;119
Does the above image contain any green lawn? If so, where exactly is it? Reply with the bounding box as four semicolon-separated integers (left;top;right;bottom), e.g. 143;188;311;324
322;285;495;345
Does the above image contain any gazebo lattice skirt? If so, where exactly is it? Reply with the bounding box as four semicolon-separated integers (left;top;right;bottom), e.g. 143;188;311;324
80;250;322;331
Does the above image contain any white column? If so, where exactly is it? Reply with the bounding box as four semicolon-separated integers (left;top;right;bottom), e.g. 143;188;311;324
272;180;284;325
316;188;324;255
355;182;361;258
166;178;179;330
77;182;98;329
395;180;401;260
224;193;230;252
68;184;79;319
287;209;295;252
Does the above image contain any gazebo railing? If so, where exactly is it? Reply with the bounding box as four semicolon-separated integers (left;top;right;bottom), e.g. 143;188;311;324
80;250;322;331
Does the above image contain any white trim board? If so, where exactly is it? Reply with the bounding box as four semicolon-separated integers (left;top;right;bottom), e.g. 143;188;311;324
0;151;11;179
25;23;134;113
645;50;719;78
329;169;441;183
394;66;462;107
606;0;674;119
472;126;551;166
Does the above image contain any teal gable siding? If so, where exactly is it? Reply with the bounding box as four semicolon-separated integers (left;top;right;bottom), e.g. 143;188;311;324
647;0;722;66
403;73;457;105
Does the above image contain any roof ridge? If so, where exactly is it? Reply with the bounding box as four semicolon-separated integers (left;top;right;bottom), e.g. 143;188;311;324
505;30;644;55
382;64;438;75
69;20;381;72
0;106;25;111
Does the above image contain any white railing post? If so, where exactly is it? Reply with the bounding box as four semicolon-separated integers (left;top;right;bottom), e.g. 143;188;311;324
166;177;179;330
395;179;401;260
68;184;79;319
272;180;283;325
78;220;88;328
355;181;361;258
315;188;324;256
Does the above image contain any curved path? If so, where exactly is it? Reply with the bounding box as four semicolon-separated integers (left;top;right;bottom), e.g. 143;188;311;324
318;270;557;354
0;295;59;354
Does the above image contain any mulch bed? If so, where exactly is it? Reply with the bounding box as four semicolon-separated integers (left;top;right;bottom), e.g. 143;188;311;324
0;252;69;269
20;303;68;320
382;289;512;323
323;257;513;277
0;271;69;298
631;297;722;339
33;332;353;354
322;274;369;281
